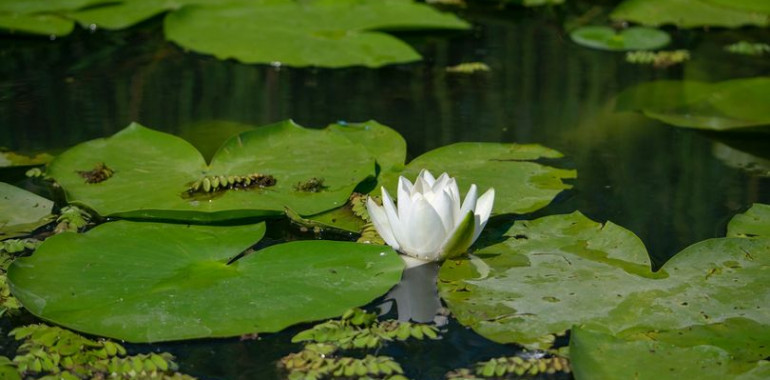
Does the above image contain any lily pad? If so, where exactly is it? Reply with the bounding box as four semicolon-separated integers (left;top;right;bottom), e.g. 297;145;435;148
0;0;113;14
398;143;576;215
0;183;54;240
728;203;770;238
610;0;769;28
46;121;375;221
616;78;770;131
163;0;470;68
438;212;770;348
8;221;404;342
0;13;74;36
704;0;770;14
570;325;770;380
570;26;671;51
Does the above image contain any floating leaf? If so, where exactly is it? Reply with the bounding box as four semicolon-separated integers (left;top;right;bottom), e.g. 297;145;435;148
0;0;113;14
616;78;770;131
0;183;54;240
570;325;770;380
0;13;73;36
610;0;769;28
570;26;670;51
704;0;770;14
8;221;403;342
398;143;576;215
163;0;470;68
439;212;770;349
47;121;375;221
727;203;770;238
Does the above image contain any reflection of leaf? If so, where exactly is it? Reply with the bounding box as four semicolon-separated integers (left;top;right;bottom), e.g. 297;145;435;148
728;203;770;238
164;0;470;68
439;212;770;350
570;26;670;51
8;221;403;342
570;325;770;380
0;183;54;240
611;0;769;28
397;143;576;215
616;78;770;131
47;121;375;221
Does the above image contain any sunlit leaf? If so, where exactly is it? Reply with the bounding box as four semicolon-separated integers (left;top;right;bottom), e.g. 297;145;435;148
8;221;404;342
611;0;769;28
397;143;576;215
164;0;470;68
46;121;375;221
570;325;770;380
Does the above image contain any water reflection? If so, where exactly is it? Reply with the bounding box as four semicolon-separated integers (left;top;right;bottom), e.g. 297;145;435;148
380;259;445;325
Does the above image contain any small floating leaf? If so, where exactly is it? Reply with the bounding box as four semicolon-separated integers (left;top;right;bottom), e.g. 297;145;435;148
570;26;670;51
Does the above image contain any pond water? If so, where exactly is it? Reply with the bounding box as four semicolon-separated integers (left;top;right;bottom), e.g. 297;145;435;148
1;4;769;380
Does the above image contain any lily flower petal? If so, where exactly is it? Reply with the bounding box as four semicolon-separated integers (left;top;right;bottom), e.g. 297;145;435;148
366;170;494;263
366;197;400;250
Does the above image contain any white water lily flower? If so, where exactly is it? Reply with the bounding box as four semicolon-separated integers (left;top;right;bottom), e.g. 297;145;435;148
366;169;495;263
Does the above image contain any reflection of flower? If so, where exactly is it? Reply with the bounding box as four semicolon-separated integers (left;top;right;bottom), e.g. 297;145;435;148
367;169;494;263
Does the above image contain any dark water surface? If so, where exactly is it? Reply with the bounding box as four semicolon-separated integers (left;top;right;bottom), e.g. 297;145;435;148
1;4;769;379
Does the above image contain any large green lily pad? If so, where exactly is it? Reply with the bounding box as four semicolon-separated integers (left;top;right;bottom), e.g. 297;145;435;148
570;26;671;51
8;221;404;342
610;0;769;28
0;183;54;240
438;212;770;349
570;325;770;380
728;203;770;238
398;143;576;215
46;121;375;221
164;0;470;68
616;78;770;131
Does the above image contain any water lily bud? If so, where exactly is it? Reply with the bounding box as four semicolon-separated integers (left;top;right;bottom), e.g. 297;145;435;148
366;169;494;263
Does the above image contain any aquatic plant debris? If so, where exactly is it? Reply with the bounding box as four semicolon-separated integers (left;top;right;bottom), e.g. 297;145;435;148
625;50;690;68
185;173;276;196
8;221;404;342
280;308;436;380
76;162;114;184
8;324;196;379
725;41;770;56
446;354;571;379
